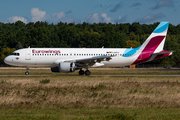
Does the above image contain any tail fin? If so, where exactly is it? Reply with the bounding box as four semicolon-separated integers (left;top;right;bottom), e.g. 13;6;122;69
133;22;171;64
139;22;169;53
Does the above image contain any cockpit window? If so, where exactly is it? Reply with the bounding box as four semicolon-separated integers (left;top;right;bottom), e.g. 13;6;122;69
11;53;20;56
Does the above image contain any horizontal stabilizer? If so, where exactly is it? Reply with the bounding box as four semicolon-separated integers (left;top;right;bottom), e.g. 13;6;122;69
151;50;174;55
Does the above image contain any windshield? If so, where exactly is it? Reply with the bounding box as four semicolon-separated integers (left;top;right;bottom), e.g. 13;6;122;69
11;53;20;56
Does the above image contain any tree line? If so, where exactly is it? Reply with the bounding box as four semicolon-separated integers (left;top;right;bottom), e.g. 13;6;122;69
0;21;180;66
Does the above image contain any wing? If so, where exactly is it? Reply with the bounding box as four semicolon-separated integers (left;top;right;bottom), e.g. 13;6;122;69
64;55;115;67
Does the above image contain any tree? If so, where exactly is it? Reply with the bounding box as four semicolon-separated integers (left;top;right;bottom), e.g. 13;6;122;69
126;40;140;48
0;48;16;64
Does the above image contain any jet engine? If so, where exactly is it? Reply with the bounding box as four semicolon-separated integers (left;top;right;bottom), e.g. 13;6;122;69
51;62;76;73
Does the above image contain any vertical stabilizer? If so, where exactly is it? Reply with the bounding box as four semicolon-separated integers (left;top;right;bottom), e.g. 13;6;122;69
132;22;170;64
139;22;169;53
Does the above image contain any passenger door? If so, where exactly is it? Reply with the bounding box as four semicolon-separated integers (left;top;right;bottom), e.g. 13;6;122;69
25;50;31;60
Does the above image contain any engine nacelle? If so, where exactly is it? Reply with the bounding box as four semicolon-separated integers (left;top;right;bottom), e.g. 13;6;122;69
51;62;76;73
51;67;59;72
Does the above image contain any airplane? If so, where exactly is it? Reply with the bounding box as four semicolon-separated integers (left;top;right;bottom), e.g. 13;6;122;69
4;22;173;76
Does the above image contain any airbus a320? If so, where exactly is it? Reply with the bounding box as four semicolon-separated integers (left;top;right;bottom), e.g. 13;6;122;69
4;22;172;75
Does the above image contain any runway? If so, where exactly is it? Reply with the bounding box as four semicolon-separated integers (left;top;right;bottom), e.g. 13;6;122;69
0;74;180;77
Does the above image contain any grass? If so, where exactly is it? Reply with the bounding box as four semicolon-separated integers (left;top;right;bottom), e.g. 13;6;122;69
0;67;180;119
0;67;180;75
40;79;50;84
1;108;180;120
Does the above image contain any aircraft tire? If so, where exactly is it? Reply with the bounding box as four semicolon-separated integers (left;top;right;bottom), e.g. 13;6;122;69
79;70;84;75
85;70;91;76
25;71;29;75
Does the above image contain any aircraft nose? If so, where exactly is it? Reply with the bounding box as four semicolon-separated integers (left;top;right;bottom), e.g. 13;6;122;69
4;56;11;64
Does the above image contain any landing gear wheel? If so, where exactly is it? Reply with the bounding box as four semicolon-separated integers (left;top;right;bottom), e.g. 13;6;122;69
25;66;29;75
79;70;84;75
25;71;29;75
85;70;91;76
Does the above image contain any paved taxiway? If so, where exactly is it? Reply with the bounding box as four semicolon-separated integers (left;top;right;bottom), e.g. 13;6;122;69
0;75;180;77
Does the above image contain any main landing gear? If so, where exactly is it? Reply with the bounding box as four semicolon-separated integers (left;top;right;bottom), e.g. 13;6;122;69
79;69;91;76
25;67;29;75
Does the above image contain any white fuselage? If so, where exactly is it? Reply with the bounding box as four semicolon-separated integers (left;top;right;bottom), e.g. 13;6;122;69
4;48;138;68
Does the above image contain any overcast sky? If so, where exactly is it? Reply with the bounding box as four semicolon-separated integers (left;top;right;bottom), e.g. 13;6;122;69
1;0;179;25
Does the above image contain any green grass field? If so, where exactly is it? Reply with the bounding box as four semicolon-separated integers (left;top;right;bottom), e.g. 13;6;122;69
0;67;180;75
0;67;180;120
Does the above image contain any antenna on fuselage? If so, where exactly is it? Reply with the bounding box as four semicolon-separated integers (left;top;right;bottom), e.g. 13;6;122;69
28;46;30;48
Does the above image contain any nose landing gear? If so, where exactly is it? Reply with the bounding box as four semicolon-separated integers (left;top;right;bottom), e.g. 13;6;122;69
25;67;29;75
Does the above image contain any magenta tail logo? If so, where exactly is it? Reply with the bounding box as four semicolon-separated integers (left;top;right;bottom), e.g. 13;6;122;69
133;22;170;64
